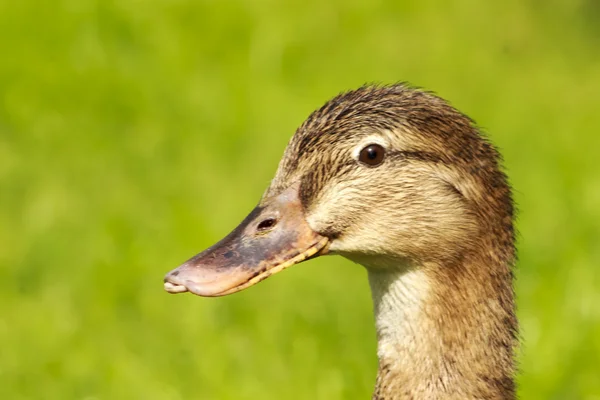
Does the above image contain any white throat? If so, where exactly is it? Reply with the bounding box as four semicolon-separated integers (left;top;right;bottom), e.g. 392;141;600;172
366;259;517;399
367;267;433;369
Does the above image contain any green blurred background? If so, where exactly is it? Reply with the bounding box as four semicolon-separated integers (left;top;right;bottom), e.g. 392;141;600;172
1;0;599;399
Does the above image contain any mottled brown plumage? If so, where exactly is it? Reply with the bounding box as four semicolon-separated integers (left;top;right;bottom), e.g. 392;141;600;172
165;84;517;399
268;84;517;399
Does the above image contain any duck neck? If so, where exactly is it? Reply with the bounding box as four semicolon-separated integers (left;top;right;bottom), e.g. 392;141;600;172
367;253;516;400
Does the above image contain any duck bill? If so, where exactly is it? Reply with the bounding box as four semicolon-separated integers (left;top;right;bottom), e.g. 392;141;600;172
163;185;329;297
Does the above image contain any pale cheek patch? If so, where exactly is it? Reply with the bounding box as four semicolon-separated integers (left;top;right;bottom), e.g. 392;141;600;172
305;181;364;236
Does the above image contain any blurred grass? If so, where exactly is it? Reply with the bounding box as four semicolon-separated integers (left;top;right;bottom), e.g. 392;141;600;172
1;0;599;399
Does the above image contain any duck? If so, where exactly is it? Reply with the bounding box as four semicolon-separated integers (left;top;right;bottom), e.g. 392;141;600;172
164;84;517;399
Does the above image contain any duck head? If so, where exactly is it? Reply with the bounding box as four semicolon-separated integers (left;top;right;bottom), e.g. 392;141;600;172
164;84;512;296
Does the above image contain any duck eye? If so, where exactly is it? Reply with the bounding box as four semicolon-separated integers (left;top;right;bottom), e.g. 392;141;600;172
358;144;385;166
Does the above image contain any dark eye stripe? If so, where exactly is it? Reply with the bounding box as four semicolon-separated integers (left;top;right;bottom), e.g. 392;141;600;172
387;150;445;164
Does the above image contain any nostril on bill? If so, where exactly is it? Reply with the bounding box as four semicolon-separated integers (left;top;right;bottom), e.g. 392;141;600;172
256;218;277;232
